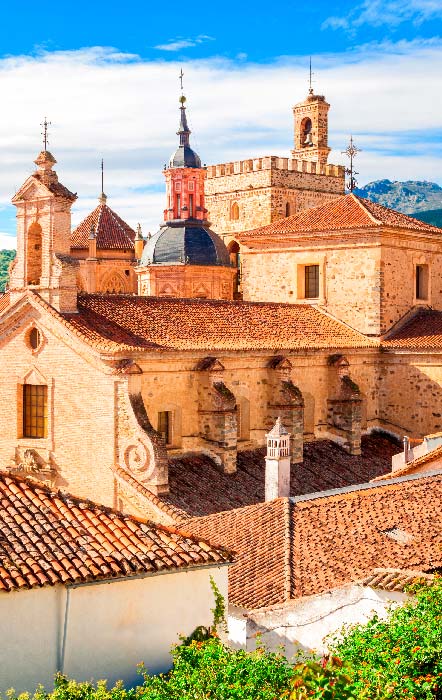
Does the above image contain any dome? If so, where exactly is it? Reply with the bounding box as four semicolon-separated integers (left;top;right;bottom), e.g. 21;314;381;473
169;144;201;169
140;221;231;268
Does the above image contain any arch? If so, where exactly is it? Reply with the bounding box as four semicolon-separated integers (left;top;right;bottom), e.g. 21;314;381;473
237;396;250;441
228;240;241;294
285;202;291;217
101;271;128;294
300;117;313;147
230;202;240;221
27;222;42;285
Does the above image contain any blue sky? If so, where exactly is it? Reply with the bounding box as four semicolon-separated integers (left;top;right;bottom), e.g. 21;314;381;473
0;0;442;246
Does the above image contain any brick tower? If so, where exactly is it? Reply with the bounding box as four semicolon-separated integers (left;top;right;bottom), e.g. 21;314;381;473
136;93;236;300
9;149;78;312
291;87;331;166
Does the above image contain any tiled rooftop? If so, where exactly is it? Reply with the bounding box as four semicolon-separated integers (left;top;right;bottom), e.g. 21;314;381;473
382;309;442;350
0;471;233;593
372;443;442;481
60;293;377;352
361;568;434;592
162;434;400;520
189;473;442;609
71;201;135;250
239;194;442;240
32;171;77;202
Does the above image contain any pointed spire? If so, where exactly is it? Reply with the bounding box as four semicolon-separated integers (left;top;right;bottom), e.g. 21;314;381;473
99;158;107;204
135;223;143;240
178;95;191;147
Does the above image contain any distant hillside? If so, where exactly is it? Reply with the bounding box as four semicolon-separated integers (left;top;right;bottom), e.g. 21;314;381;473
0;249;15;292
409;208;442;229
354;179;442;215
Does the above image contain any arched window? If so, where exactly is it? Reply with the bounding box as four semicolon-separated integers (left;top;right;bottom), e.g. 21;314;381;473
228;240;241;294
285;202;291;217
102;272;127;294
300;117;313;147
230;202;239;221
27;222;43;285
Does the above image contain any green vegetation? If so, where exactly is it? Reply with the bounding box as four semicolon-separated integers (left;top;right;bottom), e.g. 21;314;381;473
411;209;442;228
0;249;15;291
3;578;441;699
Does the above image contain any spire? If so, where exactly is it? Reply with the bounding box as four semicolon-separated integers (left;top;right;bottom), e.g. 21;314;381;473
99;158;107;204
178;96;191;147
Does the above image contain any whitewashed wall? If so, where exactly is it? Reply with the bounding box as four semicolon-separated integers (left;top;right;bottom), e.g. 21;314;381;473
0;565;228;693
228;584;408;658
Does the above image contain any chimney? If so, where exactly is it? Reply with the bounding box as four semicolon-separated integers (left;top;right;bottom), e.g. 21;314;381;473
265;417;291;501
88;224;97;259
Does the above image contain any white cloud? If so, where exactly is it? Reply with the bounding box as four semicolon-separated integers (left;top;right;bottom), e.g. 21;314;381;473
0;234;16;250
323;0;442;31
154;35;215;51
1;41;442;240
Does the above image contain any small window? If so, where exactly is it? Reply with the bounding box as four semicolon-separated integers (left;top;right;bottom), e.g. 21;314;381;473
176;194;181;218
189;194;194;218
23;385;47;438
28;327;42;351
285;202;291;217
304;265;319;299
175;181;182;192
416;264;429;300
158;411;172;446
188;181;194;191
231;202;239;221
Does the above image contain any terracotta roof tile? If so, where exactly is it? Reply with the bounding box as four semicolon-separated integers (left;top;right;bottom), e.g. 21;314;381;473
360;568;433;592
239;194;442;240
0;292;10;314
382;309;442;350
372;444;442;481
32;172;77;201
0;471;233;593
60;293;376;352
161;434;399;520
71;202;135;250
189;473;442;608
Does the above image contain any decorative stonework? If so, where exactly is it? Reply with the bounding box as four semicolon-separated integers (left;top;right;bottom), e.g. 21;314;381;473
9;448;57;486
327;355;362;455
115;382;169;494
267;356;304;463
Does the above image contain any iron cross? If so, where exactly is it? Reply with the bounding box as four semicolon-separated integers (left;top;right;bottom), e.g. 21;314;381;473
41;117;51;151
179;68;184;92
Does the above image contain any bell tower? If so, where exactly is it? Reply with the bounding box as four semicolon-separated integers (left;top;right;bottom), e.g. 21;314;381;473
291;88;331;166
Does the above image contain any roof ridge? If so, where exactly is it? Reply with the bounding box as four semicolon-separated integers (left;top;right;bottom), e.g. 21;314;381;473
350;193;383;225
283;498;292;601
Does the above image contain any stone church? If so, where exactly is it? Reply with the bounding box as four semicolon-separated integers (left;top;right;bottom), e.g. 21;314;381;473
1;82;442;525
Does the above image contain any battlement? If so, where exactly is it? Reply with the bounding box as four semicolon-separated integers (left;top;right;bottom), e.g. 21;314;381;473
206;156;344;179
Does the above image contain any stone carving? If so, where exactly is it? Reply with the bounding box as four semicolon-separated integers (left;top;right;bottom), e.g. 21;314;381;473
9;448;57;485
124;441;151;475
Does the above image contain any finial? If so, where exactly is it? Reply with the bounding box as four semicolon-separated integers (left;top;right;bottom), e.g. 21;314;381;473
135;223;143;240
341;136;362;192
179;68;184;94
89;224;96;240
99;158;107;203
308;57;314;95
41;117;51;151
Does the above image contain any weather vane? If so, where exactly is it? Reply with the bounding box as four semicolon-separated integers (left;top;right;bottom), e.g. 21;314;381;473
41;117;51;151
309;57;314;95
101;158;104;194
179;68;184;94
341;136;361;192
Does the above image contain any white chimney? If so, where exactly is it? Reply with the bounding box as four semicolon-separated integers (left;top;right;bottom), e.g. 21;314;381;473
265;417;291;501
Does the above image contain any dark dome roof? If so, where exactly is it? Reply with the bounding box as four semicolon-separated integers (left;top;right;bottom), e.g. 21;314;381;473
169;145;201;169
140;221;231;267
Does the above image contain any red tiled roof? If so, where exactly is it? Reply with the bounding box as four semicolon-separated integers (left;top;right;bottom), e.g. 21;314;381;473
71;201;135;250
60;293;376;352
189;473;442;608
0;292;10;315
32;171;77;202
361;568;433;592
382;309;442;350
239;194;442;240
161;435;399;520
0;471;233;593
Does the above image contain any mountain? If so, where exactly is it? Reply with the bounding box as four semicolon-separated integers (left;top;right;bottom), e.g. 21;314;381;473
354;179;442;215
0;250;16;292
410;208;442;228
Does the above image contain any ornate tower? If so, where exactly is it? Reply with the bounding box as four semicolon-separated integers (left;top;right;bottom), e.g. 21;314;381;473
291;88;331;165
10;149;78;312
265;417;291;501
136;89;236;300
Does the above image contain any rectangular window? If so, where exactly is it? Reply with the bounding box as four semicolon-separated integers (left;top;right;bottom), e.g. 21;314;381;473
176;194;181;217
23;385;47;438
188;181;194;191
416;264;429;300
175;181;182;192
304;265;319;299
158;411;172;446
189;194;194;218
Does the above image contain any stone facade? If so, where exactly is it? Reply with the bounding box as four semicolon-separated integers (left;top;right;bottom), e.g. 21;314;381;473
136;263;236;300
205;157;344;243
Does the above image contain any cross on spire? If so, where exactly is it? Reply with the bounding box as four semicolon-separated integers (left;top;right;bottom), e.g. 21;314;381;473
308;57;314;95
179;68;184;94
41;117;51;151
341;135;362;192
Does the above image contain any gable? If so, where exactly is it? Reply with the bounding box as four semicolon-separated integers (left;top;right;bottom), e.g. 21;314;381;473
12;175;55;203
